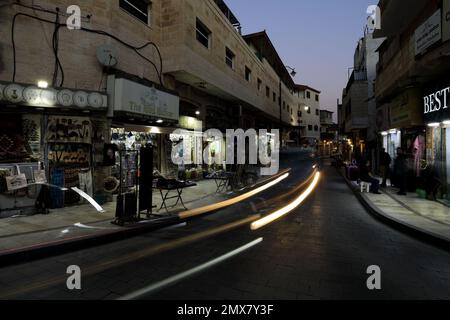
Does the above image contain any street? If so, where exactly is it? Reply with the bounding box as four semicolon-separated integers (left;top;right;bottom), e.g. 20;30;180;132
0;153;449;300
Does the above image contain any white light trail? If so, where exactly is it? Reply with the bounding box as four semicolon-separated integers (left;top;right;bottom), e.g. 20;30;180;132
118;237;263;300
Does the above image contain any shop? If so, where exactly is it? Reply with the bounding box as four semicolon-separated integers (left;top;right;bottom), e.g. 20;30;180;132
378;88;426;175
107;75;180;178
423;80;450;200
0;81;109;217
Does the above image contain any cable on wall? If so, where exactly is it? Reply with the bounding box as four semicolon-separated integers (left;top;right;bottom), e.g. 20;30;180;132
11;8;164;87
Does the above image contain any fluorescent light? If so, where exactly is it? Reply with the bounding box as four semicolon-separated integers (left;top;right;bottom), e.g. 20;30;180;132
428;123;440;128
381;132;388;136
37;81;48;88
156;119;164;124
443;120;450;125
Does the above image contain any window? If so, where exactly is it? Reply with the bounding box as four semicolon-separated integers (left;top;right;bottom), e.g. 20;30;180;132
257;78;262;91
314;125;319;132
298;111;302;117
196;19;211;48
307;107;311;114
120;0;150;24
308;125;313;131
245;66;252;81
273;92;276;102
306;91;311;99
266;86;270;98
225;47;235;69
316;109;319;116
315;94;319;102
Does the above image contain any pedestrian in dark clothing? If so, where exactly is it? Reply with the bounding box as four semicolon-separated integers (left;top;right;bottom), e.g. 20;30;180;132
380;148;392;188
393;148;408;195
360;160;381;194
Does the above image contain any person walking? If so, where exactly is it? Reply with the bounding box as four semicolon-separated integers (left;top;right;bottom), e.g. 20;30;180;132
393;148;407;195
379;148;392;188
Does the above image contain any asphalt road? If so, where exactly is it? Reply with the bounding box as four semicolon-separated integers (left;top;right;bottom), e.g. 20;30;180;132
0;152;449;300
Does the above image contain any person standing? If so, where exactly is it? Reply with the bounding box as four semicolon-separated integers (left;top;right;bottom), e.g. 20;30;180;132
379;148;392;188
394;148;407;195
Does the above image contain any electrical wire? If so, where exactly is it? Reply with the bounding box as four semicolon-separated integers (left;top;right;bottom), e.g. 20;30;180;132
11;10;164;87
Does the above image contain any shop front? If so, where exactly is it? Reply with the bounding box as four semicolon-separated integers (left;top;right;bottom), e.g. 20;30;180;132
378;88;425;176
0;81;109;217
108;75;180;178
423;79;450;201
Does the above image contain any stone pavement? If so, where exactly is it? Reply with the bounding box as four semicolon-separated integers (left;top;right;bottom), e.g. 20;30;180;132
0;179;223;254
341;168;450;243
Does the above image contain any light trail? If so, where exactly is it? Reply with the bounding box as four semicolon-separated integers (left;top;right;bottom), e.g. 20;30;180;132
0;215;260;299
71;187;105;213
179;172;290;219
250;172;321;230
118;237;264;300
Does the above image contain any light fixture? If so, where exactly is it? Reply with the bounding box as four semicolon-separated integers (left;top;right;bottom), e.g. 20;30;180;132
195;111;201;115
428;123;440;128
304;106;310;111
443;120;450;125
285;66;297;78
37;80;48;89
156;119;164;124
381;131;388;136
389;129;397;134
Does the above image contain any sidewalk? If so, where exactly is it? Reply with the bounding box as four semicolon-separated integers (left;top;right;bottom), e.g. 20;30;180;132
339;167;450;244
0;179;223;258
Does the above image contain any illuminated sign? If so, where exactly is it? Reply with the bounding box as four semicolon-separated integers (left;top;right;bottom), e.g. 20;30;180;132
0;81;107;110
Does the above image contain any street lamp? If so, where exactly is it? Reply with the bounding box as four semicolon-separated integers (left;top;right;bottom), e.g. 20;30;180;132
285;66;297;78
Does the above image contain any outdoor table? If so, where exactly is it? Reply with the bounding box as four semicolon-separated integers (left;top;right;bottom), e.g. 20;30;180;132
156;180;197;213
206;172;235;193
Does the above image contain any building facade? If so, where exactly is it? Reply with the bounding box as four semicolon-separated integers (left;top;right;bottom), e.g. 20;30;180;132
373;0;450;201
0;0;299;216
340;31;384;164
295;85;321;146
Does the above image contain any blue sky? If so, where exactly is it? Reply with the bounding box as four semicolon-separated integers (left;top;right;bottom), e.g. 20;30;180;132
225;0;375;115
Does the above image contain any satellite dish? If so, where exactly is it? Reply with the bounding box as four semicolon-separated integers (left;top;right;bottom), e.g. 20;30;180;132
96;45;118;67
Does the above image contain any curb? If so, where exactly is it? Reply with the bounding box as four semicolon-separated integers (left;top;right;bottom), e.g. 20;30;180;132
336;166;450;250
0;168;294;266
0;216;183;267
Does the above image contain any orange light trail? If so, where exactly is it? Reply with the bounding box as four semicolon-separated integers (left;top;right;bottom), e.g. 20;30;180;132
178;172;290;219
250;172;321;230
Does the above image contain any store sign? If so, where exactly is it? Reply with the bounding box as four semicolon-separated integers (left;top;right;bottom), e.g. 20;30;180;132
424;86;450;122
179;116;202;130
0;81;107;110
113;78;179;121
390;88;423;127
415;10;442;56
444;0;450;42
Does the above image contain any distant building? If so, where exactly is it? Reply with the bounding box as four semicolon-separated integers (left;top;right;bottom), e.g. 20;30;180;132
295;85;321;146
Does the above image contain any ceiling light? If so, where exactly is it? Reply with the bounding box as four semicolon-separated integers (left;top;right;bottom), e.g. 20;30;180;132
37;81;48;89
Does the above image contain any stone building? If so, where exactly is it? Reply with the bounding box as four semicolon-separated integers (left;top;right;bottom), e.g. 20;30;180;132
374;0;450;197
0;0;299;215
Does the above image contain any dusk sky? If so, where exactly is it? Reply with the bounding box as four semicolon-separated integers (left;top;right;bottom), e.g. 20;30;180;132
226;0;375;118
